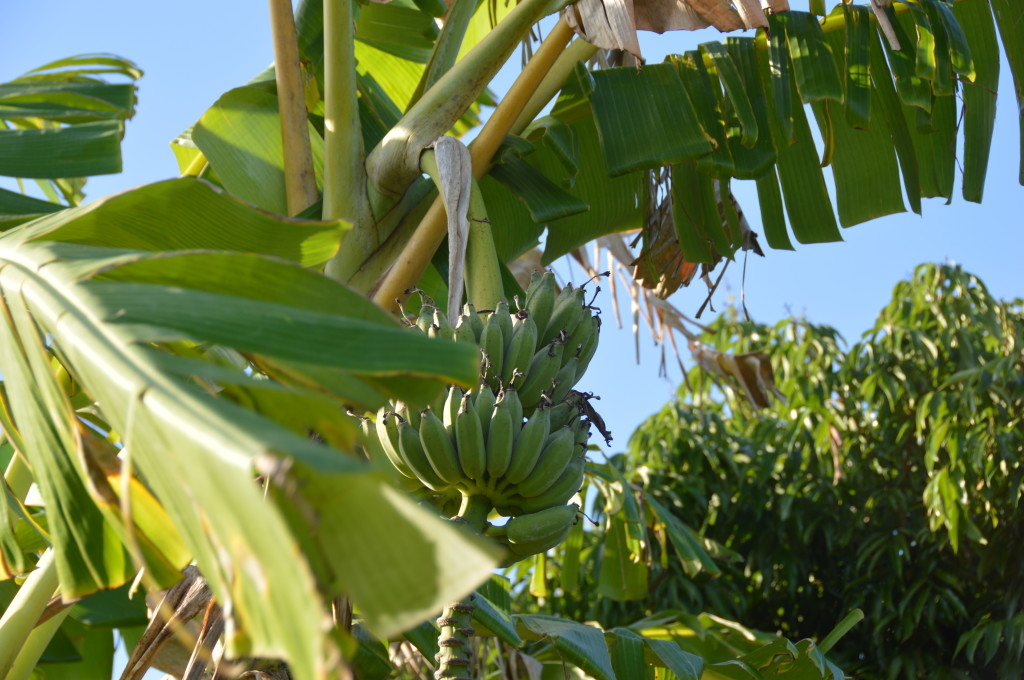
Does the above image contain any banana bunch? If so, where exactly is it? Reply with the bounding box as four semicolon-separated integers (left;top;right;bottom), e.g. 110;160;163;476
416;272;602;413
373;387;590;513
358;273;605;560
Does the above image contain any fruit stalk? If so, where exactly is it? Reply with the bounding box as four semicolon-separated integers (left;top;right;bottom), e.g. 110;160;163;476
434;598;476;680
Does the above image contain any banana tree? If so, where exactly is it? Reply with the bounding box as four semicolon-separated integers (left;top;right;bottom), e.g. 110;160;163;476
0;0;1020;677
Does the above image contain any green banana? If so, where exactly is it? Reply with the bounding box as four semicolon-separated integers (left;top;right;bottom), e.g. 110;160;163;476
433;309;455;339
524;271;556;338
493;300;514;353
503;407;551;486
503;387;524;439
518;341;565;410
548;355;580;405
574;315;601;379
473;386;496;439
517;457;586;514
461;303;484;340
454;316;477;345
455;393;487;483
415;304;435;333
395;401;421;429
514;426;575;498
501;312;538;388
376;409;415;479
505;503;580;556
418;408;464;486
564;311;597;358
540;284;586;346
397;416;447;491
544;400;578;431
442;386;462;435
485;393;515;481
479;311;505;389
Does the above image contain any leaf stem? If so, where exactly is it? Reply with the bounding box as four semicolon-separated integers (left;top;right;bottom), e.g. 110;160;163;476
370;19;573;312
5;607;72;680
323;0;375;278
409;0;480;107
0;550;59;677
269;0;320;216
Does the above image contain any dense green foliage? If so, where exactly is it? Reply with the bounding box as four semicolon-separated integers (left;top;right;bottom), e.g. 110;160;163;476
601;264;1023;678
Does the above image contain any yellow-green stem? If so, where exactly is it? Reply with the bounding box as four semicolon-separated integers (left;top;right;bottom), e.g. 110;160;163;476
5;607;71;680
365;0;558;198
4;450;32;500
269;0;320;215
0;550;59;677
323;0;375;279
370;20;573;313
512;36;599;135
409;0;480;107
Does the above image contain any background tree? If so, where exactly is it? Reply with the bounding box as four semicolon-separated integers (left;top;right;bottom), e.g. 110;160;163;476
563;263;1022;679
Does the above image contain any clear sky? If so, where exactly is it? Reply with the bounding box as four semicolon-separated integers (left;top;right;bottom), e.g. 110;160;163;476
3;0;1020;459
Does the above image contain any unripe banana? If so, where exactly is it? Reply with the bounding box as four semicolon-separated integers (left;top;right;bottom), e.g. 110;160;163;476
502;388;524;440
540;285;586;346
415;305;434;334
518;341;565;410
524;271;557;338
479;312;505;389
376;409;416;479
395;401;421;429
442;386;462;435
564;311;597;359
503;407;551;486
517;457;585;515
454;317;478;345
474;386;496;439
461;303;484;340
548;355;580;405
419;408;464;486
433;309;455;339
455;393;487;482
397;417;447;490
575;316;601;379
501;312;538;388
515;427;575;498
544;400;578;431
505;503;580;556
485;393;515;481
493;300;514;352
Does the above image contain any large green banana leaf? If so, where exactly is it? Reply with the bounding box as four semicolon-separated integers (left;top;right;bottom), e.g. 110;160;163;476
0;178;498;679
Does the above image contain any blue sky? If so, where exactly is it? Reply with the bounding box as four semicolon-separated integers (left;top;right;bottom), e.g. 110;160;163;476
2;0;1020;451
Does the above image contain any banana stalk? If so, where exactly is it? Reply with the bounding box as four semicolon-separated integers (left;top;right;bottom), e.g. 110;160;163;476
0;550;60;677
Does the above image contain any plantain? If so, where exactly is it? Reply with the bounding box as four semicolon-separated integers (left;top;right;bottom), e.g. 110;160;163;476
544;399;578;431
455;393;487;482
485;393;515;481
504;503;580;556
454;316;478;345
415;304;435;334
540;284;586;346
397;417;448;491
501;312;538;388
518;341;565;410
503;407;551;486
523;271;557;338
514;426;576;498
574;315;601;379
418;408;464;486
